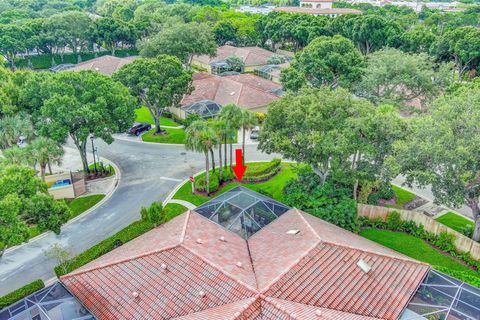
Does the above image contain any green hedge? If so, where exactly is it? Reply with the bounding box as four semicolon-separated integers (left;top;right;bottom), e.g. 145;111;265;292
0;279;45;308
15;49;139;69
433;266;480;288
54;220;154;277
244;159;281;177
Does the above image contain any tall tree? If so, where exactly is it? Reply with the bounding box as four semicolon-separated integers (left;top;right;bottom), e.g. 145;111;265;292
259;87;387;186
27;137;64;181
281;35;364;92
92;17;136;55
433;26;480;79
239;109;257;165
44;11;92;55
356;48;453;108
114;55;193;135
390;84;480;241
0;194;28;257
211;119;228;182
185;120;218;194
138;22;216;65
0;115;33;149
219;104;243;171
0;24;29;68
34;71;136;172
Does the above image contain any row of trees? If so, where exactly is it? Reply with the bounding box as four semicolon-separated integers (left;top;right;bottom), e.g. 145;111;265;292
1;1;478;79
258;80;480;241
281;36;454;109
185;104;257;194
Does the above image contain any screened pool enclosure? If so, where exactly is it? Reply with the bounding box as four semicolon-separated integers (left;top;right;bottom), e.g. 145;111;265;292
0;283;94;320
182;100;222;118
401;269;480;320
195;186;291;239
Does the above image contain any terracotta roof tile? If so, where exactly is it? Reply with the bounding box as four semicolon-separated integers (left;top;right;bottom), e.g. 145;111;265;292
182;212;258;291
72;55;137;75
61;207;430;320
194;45;275;67
181;73;281;111
62;246;256;320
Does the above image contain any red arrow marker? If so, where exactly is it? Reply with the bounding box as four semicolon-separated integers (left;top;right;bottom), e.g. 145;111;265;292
233;149;247;181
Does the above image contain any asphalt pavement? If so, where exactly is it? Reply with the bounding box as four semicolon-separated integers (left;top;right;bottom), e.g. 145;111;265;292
0;138;274;295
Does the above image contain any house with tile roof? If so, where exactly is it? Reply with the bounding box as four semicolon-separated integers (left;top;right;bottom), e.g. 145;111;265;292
2;187;479;320
171;72;282;118
53;186;480;320
192;45;278;73
274;6;362;16
70;55;137;76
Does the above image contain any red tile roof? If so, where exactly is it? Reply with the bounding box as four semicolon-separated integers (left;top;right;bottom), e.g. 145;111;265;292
274;7;362;14
181;73;281;111
62;209;429;320
71;55;137;76
194;45;276;67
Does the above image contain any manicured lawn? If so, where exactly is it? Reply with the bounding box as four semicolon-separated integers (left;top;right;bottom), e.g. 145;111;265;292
164;203;188;220
173;163;297;206
436;212;474;233
360;228;478;276
386;185;417;209
142;127;186;144
135;107;180;127
67;194;106;219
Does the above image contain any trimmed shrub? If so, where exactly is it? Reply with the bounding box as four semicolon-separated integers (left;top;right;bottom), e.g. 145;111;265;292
54;220;154;276
141;202;165;226
244;159;281;178
0;279;45;308
195;173;220;193
386;211;402;230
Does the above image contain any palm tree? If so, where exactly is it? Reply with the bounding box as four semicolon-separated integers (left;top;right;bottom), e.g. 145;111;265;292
239;110;257;165
1;146;32;166
211;119;228;182
185;120;218;194
27;137;64;181
0;115;34;149
219;104;243;171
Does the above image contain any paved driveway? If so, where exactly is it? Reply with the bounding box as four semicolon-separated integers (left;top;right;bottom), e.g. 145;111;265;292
0;139;275;295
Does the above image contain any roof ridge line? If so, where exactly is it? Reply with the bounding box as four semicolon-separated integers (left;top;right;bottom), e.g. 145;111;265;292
297;210;429;266
180;243;259;294
61;244;180;279
260;238;321;293
180;210;191;243
295;208;322;241
321;239;430;267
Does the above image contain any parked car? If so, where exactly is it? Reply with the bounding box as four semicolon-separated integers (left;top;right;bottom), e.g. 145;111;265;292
127;122;151;136
250;126;260;140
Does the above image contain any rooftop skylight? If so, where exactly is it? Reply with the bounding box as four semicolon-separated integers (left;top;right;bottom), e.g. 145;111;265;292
194;186;290;239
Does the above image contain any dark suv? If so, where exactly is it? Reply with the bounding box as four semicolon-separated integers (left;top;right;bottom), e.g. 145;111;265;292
127;122;151;136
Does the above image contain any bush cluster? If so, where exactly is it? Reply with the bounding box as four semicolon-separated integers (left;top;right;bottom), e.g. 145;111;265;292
359;212;480;271
0;279;45;308
367;182;395;205
195;159;282;193
140;202;165;226
283;166;358;232
54;220;154;277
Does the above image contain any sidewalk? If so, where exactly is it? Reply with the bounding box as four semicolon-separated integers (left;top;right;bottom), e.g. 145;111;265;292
392;176;474;221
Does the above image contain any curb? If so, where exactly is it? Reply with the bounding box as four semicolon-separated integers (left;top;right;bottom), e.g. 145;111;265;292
3;156;121;255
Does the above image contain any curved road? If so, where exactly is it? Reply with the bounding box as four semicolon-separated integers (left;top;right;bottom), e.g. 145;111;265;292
0;139;275;295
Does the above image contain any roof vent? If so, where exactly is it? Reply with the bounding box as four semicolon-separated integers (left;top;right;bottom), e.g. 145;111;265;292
132;291;139;298
236;262;243;268
286;229;300;235
196;238;203;244
315;309;322;316
219;236;226;242
357;259;372;273
230;91;235;95
199;291;205;298
161;263;167;270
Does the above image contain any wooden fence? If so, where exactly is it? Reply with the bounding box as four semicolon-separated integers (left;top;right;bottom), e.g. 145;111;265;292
357;204;480;260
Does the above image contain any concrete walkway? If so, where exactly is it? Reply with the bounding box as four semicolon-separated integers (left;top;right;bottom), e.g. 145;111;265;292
168;199;196;210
